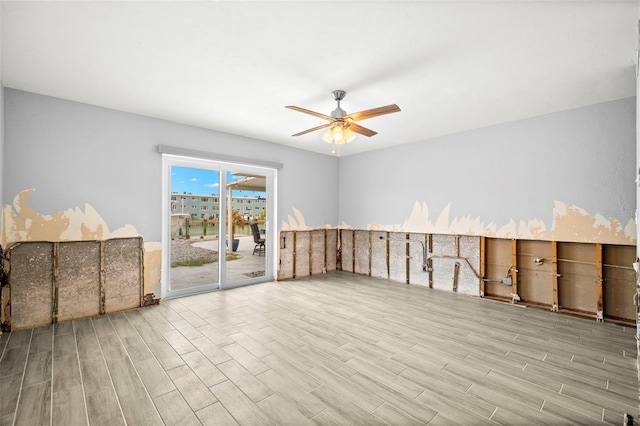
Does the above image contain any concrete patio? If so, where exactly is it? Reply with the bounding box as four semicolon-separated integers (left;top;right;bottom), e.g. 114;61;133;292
170;235;267;290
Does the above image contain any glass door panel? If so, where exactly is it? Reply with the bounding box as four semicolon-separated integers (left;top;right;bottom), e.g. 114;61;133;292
224;170;269;286
169;164;221;294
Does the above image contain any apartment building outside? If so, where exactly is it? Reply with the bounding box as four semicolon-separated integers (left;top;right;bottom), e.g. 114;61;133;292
170;192;266;220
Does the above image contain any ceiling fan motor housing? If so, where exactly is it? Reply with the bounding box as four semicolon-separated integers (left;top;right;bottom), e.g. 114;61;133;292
331;108;347;119
331;90;347;118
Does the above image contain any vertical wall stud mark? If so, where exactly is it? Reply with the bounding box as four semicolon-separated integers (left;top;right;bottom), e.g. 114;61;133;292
479;236;486;297
511;239;519;303
324;229;328;273
596;243;603;321
369;231;372;277
139;237;144;307
385;231;391;280
453;262;460;292
352;231;356;273
99;241;106;315
551;241;559;312
309;231;313;276
405;233;410;284
292;232;297;279
52;242;59;324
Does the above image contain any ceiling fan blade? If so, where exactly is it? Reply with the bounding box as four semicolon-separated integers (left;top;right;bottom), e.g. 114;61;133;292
344;104;401;122
292;122;332;137
348;123;377;137
285;105;333;121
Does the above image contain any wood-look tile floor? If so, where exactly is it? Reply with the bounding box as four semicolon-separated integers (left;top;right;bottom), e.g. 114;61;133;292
1;271;638;425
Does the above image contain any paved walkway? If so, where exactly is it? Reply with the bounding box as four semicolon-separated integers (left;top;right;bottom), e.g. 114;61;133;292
170;235;267;290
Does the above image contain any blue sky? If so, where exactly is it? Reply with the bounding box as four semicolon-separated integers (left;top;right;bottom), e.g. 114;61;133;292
171;166;264;197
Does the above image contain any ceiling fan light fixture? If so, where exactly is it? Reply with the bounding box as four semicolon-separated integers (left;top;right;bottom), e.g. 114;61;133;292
322;125;355;145
332;126;344;142
343;128;355;143
322;129;333;143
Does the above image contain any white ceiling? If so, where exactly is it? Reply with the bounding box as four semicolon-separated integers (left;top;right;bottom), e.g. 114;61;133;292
1;1;638;156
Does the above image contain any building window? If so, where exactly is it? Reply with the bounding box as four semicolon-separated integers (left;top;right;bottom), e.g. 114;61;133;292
202;205;209;211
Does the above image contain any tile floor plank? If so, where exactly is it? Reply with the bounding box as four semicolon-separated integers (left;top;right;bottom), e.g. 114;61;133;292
0;345;29;377
223;342;270;375
210;380;273;426
310;384;387;426
53;353;82;392
23;351;52;388
196;401;240;426
28;328;52;355
167;364;218;411
14;381;51;426
153;389;201;426
181;350;228;388
85;387;125;426
0;373;23;418
255;368;327;419
190;336;232;365
134;357;176;398
257;393;314;425
217;359;273;403
52;384;87;426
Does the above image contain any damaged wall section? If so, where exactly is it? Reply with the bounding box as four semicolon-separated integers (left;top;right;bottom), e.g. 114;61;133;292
279;230;636;323
2;237;143;330
278;229;338;280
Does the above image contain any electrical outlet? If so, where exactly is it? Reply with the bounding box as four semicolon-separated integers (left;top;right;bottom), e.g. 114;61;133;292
502;276;513;286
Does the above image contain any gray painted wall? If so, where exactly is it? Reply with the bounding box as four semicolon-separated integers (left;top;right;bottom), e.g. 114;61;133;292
3;89;339;242
339;97;636;233
0;83;4;222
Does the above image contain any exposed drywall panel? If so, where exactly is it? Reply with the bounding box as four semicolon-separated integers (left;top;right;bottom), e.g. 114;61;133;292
485;238;513;299
558;242;597;314
310;230;325;275
338;98;635;246
603;245;636;321
457;236;481;296
341;230;354;273
8;242;53;329
408;233;429;286
389;232;407;284
517;240;553;306
278;231;294;279
430;234;458;292
57;241;100;322
354;230;370;275
370;231;388;279
295;231;310;278
325;229;337;272
104;238;142;313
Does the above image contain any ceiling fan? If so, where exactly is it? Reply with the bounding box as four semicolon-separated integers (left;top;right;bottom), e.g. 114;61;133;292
286;90;401;152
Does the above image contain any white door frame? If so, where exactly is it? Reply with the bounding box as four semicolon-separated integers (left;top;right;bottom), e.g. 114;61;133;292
161;154;277;299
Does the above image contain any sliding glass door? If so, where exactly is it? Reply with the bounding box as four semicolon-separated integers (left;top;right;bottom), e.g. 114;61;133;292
162;155;275;298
